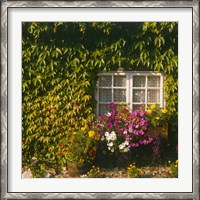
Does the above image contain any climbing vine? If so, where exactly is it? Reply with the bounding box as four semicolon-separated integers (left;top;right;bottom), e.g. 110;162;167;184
22;22;178;169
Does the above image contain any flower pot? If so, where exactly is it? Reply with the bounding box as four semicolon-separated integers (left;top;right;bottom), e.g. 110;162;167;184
149;124;168;140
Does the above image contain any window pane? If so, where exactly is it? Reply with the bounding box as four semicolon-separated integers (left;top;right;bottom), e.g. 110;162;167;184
99;89;112;102
132;104;141;110
99;76;112;87
147;89;160;103
133;89;145;102
99;104;109;116
133;76;146;87
148;76;160;87
114;76;126;87
114;89;126;102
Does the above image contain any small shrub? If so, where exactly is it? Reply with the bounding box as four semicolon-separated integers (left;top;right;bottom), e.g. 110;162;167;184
127;162;141;178
146;104;170;127
59;125;100;166
168;160;178;178
87;166;102;178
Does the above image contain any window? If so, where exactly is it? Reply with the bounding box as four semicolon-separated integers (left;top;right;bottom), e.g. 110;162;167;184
96;71;164;116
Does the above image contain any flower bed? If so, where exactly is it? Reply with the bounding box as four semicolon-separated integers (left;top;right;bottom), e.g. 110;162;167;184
94;103;153;156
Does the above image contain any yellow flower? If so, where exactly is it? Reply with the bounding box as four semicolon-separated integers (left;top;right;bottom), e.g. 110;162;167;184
72;132;77;135
150;104;157;109
81;127;86;131
155;117;160;120
161;108;168;113
147;109;152;114
175;165;178;168
176;160;178;164
88;130;95;138
168;160;171;164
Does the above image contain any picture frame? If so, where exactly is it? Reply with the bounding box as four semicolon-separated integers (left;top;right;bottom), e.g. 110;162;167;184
1;1;199;199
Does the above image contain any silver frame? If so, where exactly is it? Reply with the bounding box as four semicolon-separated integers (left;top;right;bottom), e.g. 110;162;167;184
1;1;199;199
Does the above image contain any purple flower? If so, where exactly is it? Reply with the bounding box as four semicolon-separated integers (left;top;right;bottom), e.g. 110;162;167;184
139;140;143;145
115;125;120;130
98;130;103;135
99;116;106;121
133;130;139;135
106;123;112;129
139;130;144;135
125;134;130;140
128;124;133;129
135;124;139;129
148;137;153;143
139;112;144;117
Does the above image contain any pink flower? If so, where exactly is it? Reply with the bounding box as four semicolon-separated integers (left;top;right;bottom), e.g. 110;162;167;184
139;140;143;144
106;123;112;129
148;137;153;143
135;124;139;128
100;116;105;121
98;130;103;135
115;125;120;130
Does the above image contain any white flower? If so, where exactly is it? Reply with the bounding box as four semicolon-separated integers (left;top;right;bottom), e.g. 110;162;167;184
105;132;109;137
107;142;113;147
106;112;111;116
123;131;127;135
119;144;125;150
124;140;129;145
101;136;105;141
111;149;114;152
110;131;117;140
128;128;133;133
123;147;130;152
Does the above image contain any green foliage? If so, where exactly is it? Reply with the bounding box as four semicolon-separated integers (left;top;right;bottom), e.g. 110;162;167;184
87;166;102;178
22;22;178;171
168;160;178;178
127;162;141;178
58;127;99;165
146;104;170;127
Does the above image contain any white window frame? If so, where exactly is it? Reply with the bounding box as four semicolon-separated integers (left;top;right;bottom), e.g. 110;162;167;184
96;71;164;116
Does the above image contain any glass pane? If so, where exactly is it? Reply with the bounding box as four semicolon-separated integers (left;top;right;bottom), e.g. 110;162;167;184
114;89;126;102
132;104;141;110
133;89;145;102
114;76;126;87
148;76;160;87
99;89;112;102
99;104;109;116
147;89;160;103
99;76;112;87
133;76;146;87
